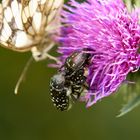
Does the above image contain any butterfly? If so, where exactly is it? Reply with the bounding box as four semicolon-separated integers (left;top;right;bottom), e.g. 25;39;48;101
0;0;64;61
0;0;64;93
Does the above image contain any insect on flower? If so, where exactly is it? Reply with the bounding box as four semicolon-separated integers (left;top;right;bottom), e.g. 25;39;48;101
0;0;64;93
50;51;90;111
58;0;140;107
50;72;71;111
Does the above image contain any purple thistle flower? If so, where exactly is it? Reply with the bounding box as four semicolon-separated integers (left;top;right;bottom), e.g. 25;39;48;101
58;0;140;107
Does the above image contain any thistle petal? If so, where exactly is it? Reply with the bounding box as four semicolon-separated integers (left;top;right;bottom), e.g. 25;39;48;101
58;0;140;106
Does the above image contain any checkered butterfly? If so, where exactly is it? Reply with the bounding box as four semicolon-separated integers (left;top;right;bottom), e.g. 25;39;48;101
0;0;64;93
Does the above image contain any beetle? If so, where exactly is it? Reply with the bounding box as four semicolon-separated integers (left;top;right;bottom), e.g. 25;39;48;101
50;51;91;111
50;72;72;111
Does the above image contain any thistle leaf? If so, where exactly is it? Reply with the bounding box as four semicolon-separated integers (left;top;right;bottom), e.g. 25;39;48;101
117;94;140;117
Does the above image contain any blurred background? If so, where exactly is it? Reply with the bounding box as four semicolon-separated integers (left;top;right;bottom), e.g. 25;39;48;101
1;0;140;140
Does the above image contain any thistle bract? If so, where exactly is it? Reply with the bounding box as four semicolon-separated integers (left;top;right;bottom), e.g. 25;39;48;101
58;0;140;107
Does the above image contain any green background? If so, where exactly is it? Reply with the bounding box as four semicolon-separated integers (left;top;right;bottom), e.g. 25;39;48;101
0;0;140;140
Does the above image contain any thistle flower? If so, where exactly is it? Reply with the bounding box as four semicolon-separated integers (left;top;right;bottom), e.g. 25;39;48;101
58;0;140;107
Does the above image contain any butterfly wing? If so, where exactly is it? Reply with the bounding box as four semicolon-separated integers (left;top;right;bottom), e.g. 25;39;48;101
0;0;63;52
21;0;64;61
0;0;37;51
21;0;63;35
